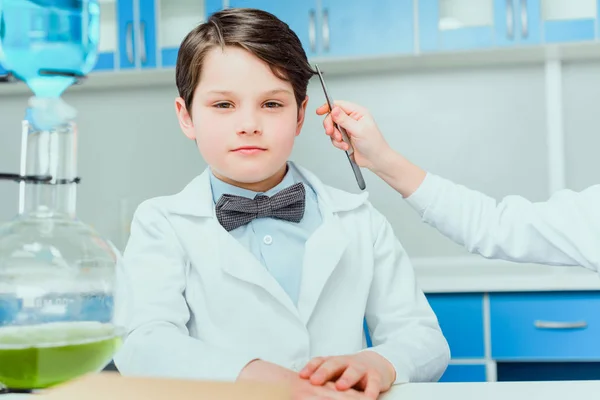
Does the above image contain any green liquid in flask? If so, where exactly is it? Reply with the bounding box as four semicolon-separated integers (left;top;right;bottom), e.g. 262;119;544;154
0;322;123;390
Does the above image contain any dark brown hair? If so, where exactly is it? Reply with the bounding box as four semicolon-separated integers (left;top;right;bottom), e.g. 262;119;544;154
175;8;316;110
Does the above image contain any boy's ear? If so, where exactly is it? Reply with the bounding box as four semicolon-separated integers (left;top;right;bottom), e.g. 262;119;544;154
296;96;309;136
175;97;196;140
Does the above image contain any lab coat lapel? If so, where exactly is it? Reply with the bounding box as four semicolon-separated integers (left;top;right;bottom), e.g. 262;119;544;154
170;169;299;318
297;214;349;325
292;163;369;325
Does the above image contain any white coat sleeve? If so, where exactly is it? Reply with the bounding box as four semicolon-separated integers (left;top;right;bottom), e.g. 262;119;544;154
112;201;257;381
363;205;450;383
406;173;600;272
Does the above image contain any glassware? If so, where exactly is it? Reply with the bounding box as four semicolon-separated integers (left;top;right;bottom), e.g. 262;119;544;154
0;0;122;391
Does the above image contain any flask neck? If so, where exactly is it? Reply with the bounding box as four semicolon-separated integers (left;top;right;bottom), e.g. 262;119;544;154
20;120;78;218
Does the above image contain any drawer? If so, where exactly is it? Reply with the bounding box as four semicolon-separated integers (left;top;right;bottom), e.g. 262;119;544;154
439;364;487;382
427;294;485;359
490;292;600;360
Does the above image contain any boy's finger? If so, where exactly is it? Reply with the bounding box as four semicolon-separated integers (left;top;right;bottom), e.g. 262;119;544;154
335;365;365;391
299;357;327;378
363;374;381;399
310;359;347;385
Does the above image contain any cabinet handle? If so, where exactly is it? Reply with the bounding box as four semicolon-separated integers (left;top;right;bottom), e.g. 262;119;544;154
322;8;330;52
520;0;528;38
139;20;147;64
534;320;588;329
308;9;316;53
506;0;514;40
125;21;134;64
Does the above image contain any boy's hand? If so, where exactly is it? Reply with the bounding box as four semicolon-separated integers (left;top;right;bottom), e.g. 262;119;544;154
299;351;396;399
316;101;392;173
238;360;370;399
292;380;371;400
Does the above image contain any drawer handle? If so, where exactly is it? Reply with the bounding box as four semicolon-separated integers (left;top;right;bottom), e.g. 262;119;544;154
126;21;134;64
308;9;316;53
322;8;330;52
506;0;514;40
520;0;528;39
534;320;588;329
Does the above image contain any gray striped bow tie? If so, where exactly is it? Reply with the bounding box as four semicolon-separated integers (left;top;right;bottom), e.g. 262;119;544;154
215;182;306;232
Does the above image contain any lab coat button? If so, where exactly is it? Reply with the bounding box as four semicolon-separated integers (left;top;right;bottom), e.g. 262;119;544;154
263;235;273;245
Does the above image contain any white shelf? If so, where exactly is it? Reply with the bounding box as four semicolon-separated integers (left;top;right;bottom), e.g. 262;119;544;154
413;256;600;293
3;41;600;97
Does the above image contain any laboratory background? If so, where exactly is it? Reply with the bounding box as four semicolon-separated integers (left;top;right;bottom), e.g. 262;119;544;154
2;0;600;386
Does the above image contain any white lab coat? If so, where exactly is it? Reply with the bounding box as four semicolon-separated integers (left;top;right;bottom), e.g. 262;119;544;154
406;173;600;272
113;163;449;384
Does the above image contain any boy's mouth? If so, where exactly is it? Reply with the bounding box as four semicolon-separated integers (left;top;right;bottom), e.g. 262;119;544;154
231;146;267;155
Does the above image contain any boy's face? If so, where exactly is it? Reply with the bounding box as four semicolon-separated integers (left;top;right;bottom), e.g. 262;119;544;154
175;46;308;190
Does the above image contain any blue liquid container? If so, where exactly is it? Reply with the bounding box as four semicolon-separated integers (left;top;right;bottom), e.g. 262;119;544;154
0;0;100;97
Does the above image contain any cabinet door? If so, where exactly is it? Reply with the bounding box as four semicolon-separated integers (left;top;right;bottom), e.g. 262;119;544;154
494;0;541;46
321;0;414;57
542;0;597;43
138;0;157;69
419;0;495;51
158;0;204;67
227;0;319;58
94;0;119;71
118;0;136;69
427;294;485;359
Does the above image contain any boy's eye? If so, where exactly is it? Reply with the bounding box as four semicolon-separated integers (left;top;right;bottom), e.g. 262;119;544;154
214;102;233;109
263;101;283;108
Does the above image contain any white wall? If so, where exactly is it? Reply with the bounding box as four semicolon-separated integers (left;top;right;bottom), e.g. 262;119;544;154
1;61;592;257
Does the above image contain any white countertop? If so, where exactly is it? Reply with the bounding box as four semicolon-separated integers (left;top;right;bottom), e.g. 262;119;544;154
4;380;600;399
382;380;600;399
412;256;600;293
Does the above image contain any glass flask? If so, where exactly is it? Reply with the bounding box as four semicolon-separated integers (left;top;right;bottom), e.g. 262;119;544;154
0;0;123;391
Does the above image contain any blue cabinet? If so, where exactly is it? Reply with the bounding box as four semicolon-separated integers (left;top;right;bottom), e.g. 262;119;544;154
84;1;600;76
419;0;595;52
320;0;414;57
418;0;496;51
428;293;485;359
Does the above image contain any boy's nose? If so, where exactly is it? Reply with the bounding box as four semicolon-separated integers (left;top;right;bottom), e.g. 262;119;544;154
236;121;261;136
236;109;261;135
237;126;261;135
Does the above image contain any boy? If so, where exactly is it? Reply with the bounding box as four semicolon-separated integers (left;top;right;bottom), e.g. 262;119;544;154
113;7;449;399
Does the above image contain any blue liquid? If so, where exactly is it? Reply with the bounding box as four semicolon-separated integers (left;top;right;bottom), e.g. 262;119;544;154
0;0;100;97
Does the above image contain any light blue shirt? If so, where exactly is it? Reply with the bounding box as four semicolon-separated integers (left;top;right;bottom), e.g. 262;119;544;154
209;164;322;305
